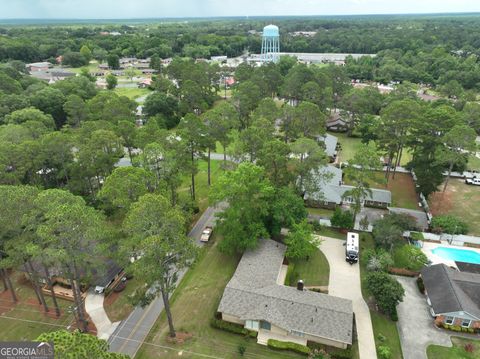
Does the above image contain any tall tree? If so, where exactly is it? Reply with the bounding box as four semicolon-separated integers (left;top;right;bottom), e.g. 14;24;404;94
123;194;196;338
439;124;476;192
210;163;274;254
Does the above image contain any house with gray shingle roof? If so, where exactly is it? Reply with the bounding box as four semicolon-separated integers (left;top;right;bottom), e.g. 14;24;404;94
317;134;338;162
303;165;392;209
217;239;354;349
421;264;480;330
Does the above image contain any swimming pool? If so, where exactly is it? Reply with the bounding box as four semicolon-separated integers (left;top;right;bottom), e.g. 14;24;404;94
431;246;480;264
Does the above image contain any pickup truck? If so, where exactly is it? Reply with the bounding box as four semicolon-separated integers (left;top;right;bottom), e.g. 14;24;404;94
200;226;213;242
465;177;480;186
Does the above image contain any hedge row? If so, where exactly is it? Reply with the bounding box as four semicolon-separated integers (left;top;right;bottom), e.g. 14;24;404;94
210;318;257;338
267;339;311;355
441;323;478;334
416;277;425;294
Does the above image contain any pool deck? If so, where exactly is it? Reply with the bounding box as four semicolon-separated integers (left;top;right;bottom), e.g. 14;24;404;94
422;241;480;268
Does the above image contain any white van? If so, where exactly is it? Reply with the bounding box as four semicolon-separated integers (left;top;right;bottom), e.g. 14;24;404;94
346;232;359;264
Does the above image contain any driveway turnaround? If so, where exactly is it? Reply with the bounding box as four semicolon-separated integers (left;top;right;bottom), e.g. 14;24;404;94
396;276;452;359
85;292;119;340
319;236;377;359
108;204;224;358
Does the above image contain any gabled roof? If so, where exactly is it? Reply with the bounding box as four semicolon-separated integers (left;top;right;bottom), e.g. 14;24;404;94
303;165;392;205
218;239;353;345
317;134;338;158
421;264;480;319
389;207;428;230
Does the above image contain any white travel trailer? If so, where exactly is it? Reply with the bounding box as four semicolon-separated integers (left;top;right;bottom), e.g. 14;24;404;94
346;232;359;264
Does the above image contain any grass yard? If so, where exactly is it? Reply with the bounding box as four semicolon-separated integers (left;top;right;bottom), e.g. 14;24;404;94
307;207;335;218
358;234;404;359
344;171;419;210
0;272;75;341
427;337;480;359
468;154;480;171
332;132;413;166
316;227;346;239
113;87;151;101
104;276;142;323
429;178;480;235
136;237;304;359
287;248;330;287
178;159;226;214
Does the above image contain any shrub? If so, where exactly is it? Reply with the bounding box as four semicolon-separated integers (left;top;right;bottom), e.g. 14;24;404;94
330;208;354;230
416;277;425;294
267;339;311;355
393;245;428;271
377;333;387;342
366;272;405;319
210;319;257;338
464;343;474;353
431;215;468;235
377;345;392;359
363;249;393;272
309;349;331;359
238;344;246;356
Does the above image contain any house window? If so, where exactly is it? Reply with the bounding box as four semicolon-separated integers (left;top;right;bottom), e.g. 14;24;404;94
245;320;259;331
260;321;271;331
461;319;471;328
445;316;454;325
291;330;305;337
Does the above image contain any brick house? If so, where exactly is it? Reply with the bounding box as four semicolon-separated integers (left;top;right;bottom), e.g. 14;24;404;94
421;264;480;330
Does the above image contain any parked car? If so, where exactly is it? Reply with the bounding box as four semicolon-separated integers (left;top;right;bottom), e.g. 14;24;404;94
465;177;480;185
200;226;213;242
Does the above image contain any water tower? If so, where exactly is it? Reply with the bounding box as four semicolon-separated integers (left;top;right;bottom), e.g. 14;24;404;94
261;24;280;63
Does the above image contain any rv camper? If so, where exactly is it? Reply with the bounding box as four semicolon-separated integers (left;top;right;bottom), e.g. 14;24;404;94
346;232;359;264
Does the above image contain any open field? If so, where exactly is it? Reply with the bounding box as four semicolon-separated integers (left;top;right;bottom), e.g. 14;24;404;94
427;336;480;359
359;234;404;359
429;178;480;235
113;87;151;101
136;237;304;359
287;248;329;287
0;272;75;341
344;171;419;210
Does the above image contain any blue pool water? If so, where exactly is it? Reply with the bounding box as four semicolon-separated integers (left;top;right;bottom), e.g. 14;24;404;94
431;246;480;264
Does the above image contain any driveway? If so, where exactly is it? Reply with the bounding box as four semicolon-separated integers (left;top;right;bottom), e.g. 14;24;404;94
396;276;452;359
85;292;119;340
319;236;377;359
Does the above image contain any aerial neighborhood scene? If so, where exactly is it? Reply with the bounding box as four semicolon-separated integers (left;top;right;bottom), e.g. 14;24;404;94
2;0;480;358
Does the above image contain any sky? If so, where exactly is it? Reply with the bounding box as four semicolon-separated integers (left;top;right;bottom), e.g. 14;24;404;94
1;0;480;19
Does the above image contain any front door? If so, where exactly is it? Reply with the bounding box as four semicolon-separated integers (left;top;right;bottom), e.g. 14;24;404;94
260;321;271;331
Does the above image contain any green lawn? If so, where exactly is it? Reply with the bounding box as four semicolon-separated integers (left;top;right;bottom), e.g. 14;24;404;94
113;87;151;101
0;272;75;341
136;237;304;359
358;234;404;359
427;337;480;359
307;207;335;218
316;227;346;240
333;132;413;166
287;248;330;287
178;159;225;214
104;276;142;323
468;154;480;171
429;178;480;236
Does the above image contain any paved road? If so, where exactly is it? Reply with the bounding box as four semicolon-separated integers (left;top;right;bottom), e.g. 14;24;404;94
396;276;451;359
108;203;225;357
319;236;377;359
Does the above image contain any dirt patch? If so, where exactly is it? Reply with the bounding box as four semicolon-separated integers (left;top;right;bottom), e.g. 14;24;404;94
104;291;120;307
0;290;17;315
166;332;193;344
69;311;98;335
429;191;453;215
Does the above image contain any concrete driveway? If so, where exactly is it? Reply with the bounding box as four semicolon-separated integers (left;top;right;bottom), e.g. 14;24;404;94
85;292;119;340
396;276;452;359
319;236;377;359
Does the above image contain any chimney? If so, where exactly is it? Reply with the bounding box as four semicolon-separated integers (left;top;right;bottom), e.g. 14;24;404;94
297;280;304;291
